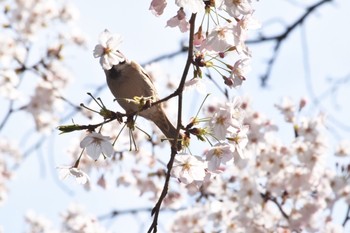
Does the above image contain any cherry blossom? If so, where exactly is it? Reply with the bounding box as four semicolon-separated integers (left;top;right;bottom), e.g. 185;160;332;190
57;167;90;185
2;0;350;232
298;115;325;141
205;142;234;171
203;24;239;52
0;137;20;205
149;0;167;16
192;27;205;47
0;35;26;67
93;29;125;70
184;77;207;93
228;58;251;87
205;97;244;139
25;81;61;132
166;8;190;32
335;140;350;157
60;204;111;233
221;0;254;18
275;97;297;123
24;210;57;233
171;153;207;184
227;125;249;159
175;0;205;13
168;207;206;232
45;60;73;89
80;132;114;160
59;3;80;22
237;13;262;42
0;70;21;100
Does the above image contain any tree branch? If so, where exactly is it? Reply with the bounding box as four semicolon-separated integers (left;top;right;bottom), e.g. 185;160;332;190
247;0;333;86
342;204;350;227
147;13;197;233
261;192;289;220
0;100;15;131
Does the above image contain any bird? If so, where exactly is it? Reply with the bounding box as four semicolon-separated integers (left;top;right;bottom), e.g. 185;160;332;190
103;58;182;150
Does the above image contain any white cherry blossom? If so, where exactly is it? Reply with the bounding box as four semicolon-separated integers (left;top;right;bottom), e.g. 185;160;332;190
275;97;296;123
175;0;205;13
228;58;251;88
57;167;90;185
221;0;254;17
184;77;207;94
203;24;239;52
227;125;249;159
93;29;125;70
171;153;207;184
80;132;114;160
206;142;234;171
335;140;350;157
0;70;21;100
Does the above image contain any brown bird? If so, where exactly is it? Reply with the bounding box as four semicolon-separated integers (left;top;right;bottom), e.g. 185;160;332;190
104;58;182;150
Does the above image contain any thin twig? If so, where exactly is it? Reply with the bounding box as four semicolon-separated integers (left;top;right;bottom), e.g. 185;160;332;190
261;192;289;220
342;204;350;227
142;45;188;65
248;0;333;44
0;100;15;131
269;196;289;220
98;207;184;221
247;0;333;86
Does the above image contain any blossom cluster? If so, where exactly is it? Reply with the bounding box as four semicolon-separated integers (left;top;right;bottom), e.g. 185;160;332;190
27;96;350;232
24;204;111;233
167;97;350;232
0;137;21;205
1;0;86;132
0;0;85;210
55;1;350;232
151;0;260;88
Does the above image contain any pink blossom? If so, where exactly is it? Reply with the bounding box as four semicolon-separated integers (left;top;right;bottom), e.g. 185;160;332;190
228;58;251;88
166;8;190;32
149;0;167;16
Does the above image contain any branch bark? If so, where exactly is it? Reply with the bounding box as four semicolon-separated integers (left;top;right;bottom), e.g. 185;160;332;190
147;13;197;233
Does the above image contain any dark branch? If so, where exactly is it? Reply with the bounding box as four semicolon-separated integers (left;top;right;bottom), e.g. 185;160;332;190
98;207;183;221
247;0;333;86
142;44;188;65
0;100;15;131
261;192;289;220
147;13;197;233
342;204;350;227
